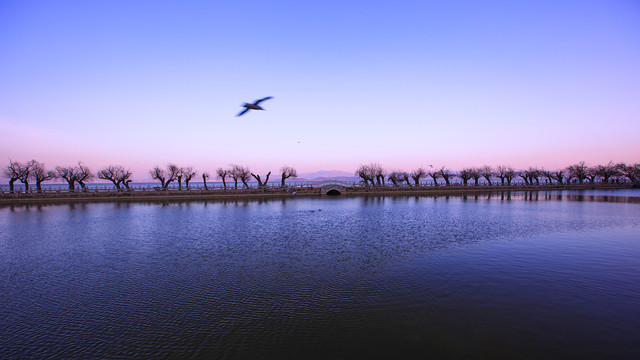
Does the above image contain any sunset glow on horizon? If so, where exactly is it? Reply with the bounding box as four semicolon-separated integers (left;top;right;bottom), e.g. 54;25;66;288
1;1;639;180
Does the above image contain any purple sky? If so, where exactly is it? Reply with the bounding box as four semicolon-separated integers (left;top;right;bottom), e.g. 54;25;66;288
1;1;639;180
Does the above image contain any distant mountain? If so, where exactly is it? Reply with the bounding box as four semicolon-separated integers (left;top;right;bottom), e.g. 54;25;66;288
298;170;357;181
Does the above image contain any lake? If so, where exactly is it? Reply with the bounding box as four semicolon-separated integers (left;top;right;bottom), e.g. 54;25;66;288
1;190;639;359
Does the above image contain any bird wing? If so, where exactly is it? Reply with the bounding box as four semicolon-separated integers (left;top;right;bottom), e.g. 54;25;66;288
236;108;250;117
254;96;273;105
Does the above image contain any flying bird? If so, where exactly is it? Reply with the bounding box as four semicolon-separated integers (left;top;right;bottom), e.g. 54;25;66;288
236;96;273;117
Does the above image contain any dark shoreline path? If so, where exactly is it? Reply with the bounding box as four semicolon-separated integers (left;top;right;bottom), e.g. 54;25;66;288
0;184;634;206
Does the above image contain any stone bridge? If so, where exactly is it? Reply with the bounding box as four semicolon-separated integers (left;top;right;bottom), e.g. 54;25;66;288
315;181;352;196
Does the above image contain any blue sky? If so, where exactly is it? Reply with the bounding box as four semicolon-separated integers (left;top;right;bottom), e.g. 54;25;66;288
1;0;639;178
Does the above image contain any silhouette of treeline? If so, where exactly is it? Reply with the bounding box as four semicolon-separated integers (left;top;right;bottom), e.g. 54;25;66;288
2;160;298;193
355;161;639;186
3;160;639;194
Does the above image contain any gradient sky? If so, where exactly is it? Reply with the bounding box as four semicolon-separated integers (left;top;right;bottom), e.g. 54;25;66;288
1;0;639;179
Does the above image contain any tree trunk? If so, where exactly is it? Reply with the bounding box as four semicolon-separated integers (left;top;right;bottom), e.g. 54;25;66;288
203;175;208;190
9;179;15;193
36;180;43;193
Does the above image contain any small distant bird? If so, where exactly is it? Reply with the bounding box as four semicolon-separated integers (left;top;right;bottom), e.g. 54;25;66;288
236;96;273;117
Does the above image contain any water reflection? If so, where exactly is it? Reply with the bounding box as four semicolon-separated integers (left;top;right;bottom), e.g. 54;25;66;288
1;190;639;358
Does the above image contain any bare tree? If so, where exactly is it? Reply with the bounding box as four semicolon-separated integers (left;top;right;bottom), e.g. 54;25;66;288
30;161;57;193
518;170;529;185
202;172;210;190
594;161;619;183
504;167;516;185
410;167;426;186
586;166;598;183
74;162;93;191
280;166;298;187
230;164;251;188
182;166;197;189
567;162;588;184
4;160;25;193
541;169;555;184
564;171;575;185
479;165;494;185
459;168;473;186
469;168;481;186
387;170;404;186
496;165;512;185
372;163;386;186
216;168;229;189
439;167;453;186
355;164;376;186
527;167;541;185
56;166;77;191
251;171;272;188
616;163;640;184
427;170;440;186
98;165;131;191
551;170;565;185
150;164;179;190
16;161;34;192
402;172;411;186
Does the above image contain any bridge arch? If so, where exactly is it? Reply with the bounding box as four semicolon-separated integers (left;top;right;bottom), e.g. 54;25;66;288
325;188;342;196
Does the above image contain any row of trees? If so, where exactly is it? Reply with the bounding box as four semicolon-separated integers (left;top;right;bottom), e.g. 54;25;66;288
149;164;298;190
4;159;639;193
3;160;133;193
3;159;299;192
355;161;640;186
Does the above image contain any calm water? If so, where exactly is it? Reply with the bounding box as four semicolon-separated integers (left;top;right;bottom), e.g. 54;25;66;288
1;190;639;359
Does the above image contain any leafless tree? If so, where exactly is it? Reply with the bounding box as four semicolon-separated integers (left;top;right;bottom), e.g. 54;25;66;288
469;168;481;186
202;172;210;190
74;162;93;191
427;169;440;186
372;163;386;186
4;160;26;193
496;165;514;185
355;164;376;186
567;162;588;184
16;161;34;192
503;167;516;185
150;164;179;190
387;170;405;186
586;167;598;183
408;167;425;186
251;171;272;187
479;165;494;185
402;172;411;186
551;170;565;185
182;166;197;189
564;171;575;185
518;170;529;185
54;162;93;191
616;163;640;184
527;167;541;185
56;166;77;191
594;161;619;183
458;168;473;186
30;161;57;193
439;167;453;186
98;165;131;191
280;166;298;187
230;164;251;188
216;168;229;189
541;169;555;184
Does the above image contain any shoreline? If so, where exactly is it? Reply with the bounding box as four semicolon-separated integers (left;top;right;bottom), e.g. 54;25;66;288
0;183;634;206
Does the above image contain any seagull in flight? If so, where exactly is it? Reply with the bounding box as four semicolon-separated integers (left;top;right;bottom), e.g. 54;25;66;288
236;96;273;117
